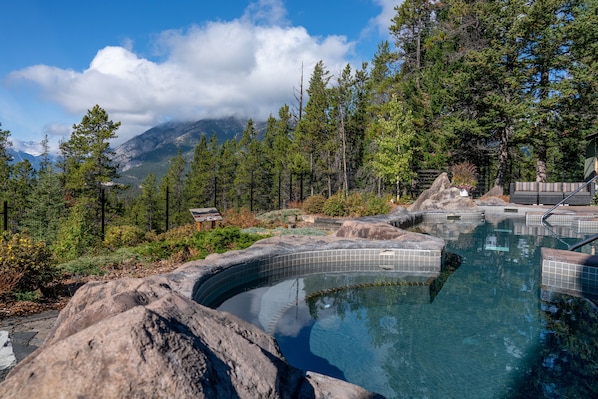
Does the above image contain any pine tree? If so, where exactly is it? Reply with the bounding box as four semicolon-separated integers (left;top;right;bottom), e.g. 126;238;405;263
8;160;35;230
58;105;120;245
23;136;66;244
139;173;160;232
0;123;12;207
294;61;332;196
59;105;120;216
216;139;238;210
368;95;416;199
161;150;187;229
185;134;218;209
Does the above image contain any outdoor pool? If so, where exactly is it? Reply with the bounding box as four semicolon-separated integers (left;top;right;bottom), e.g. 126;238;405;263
217;218;598;398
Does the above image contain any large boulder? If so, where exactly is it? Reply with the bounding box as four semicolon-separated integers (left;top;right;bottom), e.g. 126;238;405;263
0;278;382;399
334;220;439;244
408;172;477;212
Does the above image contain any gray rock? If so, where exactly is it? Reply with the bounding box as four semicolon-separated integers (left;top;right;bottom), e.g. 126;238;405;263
408;173;477;212
0;278;383;399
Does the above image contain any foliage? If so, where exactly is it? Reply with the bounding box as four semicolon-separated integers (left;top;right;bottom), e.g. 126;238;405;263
52;198;101;262
135;226;264;262
302;194;327;214
58;247;142;277
367;95;417;198
59;104;120;207
450;162;479;191
323;192;347;217
256;209;303;227
104;225;146;249
0;232;58;296
321;192;391;217
361;193;392;216
220;208;261;228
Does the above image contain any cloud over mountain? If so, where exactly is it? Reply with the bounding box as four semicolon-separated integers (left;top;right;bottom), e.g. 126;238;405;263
8;1;357;145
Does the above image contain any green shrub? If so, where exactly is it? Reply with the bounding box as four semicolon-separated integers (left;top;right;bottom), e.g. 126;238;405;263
59;248;142;277
302;195;326;214
135;226;265;262
186;227;263;260
362;193;392;216
0;232;58;296
345;192;366;216
104;225;146;248
323;192;347;217
53;199;100;262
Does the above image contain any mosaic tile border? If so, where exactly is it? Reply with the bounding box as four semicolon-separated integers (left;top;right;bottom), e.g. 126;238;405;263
421;211;485;223
541;248;598;298
194;248;443;306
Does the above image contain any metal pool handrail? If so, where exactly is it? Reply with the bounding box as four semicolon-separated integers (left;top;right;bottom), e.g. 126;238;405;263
540;175;598;251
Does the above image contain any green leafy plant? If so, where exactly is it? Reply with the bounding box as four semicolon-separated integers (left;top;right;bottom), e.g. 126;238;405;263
58;248;142;277
323;192;347;217
0;232;58;296
302;195;327;214
104;225;146;249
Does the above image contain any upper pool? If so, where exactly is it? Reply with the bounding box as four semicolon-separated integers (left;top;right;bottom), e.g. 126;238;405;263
217;218;598;398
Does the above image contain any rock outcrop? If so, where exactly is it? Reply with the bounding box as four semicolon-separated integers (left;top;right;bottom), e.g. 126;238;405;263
408;172;477;212
0;277;383;399
334;220;438;243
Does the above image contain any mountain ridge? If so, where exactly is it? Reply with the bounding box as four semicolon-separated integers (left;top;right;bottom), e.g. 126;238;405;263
113;116;263;188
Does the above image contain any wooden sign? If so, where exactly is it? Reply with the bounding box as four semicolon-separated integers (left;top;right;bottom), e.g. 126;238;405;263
189;208;222;231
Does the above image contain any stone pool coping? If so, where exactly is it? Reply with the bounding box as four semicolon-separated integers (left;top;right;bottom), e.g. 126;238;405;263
167;218;446;304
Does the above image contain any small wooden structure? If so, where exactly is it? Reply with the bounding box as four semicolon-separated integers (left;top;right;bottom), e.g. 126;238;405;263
189;208;223;231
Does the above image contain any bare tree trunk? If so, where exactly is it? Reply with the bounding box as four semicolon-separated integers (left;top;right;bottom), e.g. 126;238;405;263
536;144;547;182
493;124;512;191
293;63;304;121
339;104;349;196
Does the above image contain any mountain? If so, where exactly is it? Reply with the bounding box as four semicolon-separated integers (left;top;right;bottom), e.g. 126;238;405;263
7;147;57;170
114;116;257;189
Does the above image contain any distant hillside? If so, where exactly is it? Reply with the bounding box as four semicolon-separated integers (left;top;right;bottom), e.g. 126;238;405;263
7;148;57;170
114;116;259;189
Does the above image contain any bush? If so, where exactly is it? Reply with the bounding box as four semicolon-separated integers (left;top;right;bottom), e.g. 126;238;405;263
362;193;392;216
302;195;327;214
59;248;142;277
53;199;100;262
345;192;366;216
104;225;146;248
186;227;261;259
135;226;265;262
0;232;58;296
323;192;347;217
221;208;261;228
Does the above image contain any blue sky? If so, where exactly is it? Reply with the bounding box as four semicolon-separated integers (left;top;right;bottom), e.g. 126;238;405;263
1;0;399;153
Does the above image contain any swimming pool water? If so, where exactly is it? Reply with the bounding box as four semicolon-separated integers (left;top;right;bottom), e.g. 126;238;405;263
217;219;598;398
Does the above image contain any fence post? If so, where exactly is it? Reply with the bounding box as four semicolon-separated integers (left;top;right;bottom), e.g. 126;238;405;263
2;200;7;231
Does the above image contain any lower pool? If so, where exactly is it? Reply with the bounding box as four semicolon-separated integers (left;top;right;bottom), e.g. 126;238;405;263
217;218;598;398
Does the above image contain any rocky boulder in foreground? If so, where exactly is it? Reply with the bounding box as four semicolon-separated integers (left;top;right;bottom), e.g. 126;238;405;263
0;277;383;399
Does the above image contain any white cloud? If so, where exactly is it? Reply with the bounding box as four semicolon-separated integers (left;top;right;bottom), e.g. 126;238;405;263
8;2;354;145
370;0;403;37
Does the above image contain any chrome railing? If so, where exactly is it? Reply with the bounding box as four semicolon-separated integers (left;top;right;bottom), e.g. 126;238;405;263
540;175;598;251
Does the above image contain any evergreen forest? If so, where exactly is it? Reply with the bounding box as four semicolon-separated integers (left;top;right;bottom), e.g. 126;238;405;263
0;0;597;267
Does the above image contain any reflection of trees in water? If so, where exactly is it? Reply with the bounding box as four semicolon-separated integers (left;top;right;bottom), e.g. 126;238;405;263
304;278;431;324
412;221;481;247
508;292;598;398
297;221;598;397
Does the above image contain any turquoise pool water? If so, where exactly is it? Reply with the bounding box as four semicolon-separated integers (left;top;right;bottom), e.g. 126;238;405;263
217;219;598;398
